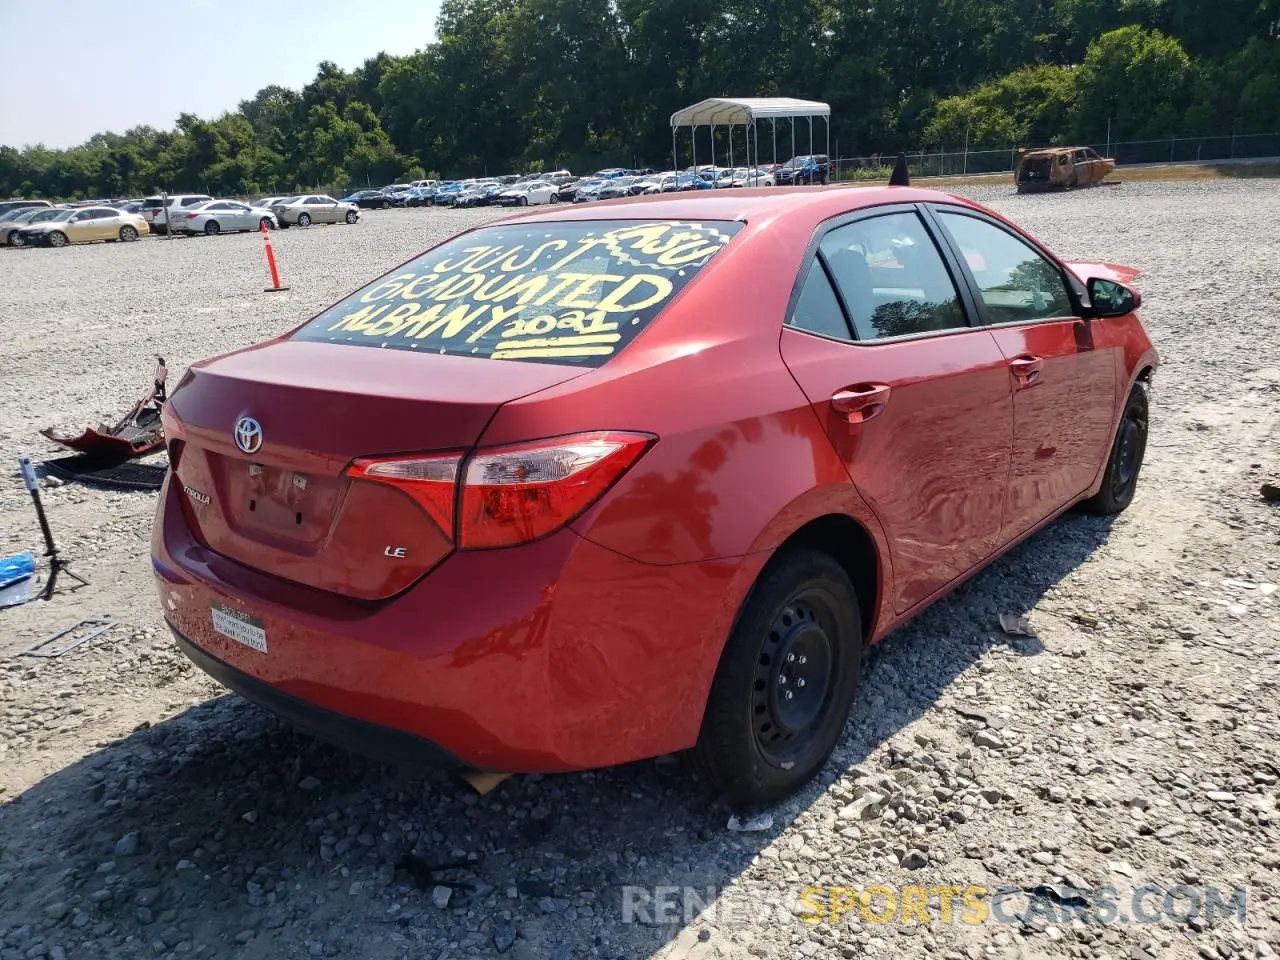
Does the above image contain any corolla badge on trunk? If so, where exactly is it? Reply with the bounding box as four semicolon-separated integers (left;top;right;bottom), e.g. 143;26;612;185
235;416;263;454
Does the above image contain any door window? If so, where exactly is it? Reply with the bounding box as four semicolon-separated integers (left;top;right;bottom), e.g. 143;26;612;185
304;197;326;205
935;211;1074;325
819;212;967;341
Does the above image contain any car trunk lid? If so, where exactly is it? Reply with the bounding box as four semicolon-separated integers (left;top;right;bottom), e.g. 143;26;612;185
167;340;587;600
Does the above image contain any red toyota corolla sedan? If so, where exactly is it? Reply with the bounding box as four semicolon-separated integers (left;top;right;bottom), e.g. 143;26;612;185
153;186;1157;805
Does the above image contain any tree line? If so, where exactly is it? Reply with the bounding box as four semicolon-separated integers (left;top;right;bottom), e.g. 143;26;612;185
2;0;1278;200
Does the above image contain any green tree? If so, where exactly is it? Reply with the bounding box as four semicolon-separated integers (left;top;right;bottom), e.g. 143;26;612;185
1073;26;1193;141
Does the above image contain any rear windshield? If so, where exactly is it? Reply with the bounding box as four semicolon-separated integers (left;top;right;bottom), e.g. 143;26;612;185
292;219;742;366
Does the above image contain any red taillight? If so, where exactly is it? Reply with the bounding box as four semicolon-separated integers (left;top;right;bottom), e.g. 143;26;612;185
345;431;652;550
459;432;652;549
345;453;461;535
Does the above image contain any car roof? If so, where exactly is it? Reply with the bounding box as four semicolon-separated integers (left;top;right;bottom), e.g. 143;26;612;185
497;186;980;227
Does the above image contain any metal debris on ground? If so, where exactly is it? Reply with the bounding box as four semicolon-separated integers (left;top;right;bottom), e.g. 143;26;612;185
461;770;511;795
40;455;168;492
40;357;168;460
998;613;1037;637
21;616;119;658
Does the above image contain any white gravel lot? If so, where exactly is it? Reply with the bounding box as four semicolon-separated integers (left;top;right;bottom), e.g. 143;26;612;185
0;184;1278;960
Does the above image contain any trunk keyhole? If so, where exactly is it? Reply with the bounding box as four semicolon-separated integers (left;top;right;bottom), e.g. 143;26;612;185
295;512;303;525
249;499;256;512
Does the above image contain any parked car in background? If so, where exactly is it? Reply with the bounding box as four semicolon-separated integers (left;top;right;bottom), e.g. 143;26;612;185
554;179;585;202
172;200;278;236
405;186;438;207
0;199;53;218
342;190;393;209
1015;147;1114;193
153;186;1155;807
0;207;64;246
571;178;609;202
643;173;711;194
774;155;830;185
18;206;149;247
271;195;359;227
731;167;776;187
494;181;559;206
140;194;213;235
596;176;645;200
455;183;504;208
432;183;466;206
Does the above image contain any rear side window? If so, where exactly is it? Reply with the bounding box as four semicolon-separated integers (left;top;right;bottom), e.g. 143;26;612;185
788;261;850;341
293;219;742;366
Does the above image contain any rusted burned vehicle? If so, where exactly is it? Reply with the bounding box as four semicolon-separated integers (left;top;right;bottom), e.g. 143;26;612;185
1016;147;1115;193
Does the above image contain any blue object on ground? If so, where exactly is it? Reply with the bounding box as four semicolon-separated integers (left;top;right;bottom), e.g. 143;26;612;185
0;551;35;588
0;551;36;608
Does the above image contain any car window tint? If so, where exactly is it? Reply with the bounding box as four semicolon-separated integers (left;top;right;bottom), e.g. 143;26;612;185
820;212;966;341
936;211;1073;324
305;197;325;205
788;260;850;341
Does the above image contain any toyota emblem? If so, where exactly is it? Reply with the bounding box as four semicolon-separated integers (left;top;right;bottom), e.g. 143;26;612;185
234;416;263;455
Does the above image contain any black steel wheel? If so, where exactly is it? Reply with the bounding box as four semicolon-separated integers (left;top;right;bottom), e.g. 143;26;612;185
686;547;863;806
1082;381;1149;515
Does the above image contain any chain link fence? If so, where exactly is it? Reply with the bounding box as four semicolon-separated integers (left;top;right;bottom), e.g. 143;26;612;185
833;132;1280;182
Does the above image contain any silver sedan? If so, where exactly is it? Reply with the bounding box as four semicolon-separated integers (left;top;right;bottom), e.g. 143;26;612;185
172;200;279;236
270;195;359;227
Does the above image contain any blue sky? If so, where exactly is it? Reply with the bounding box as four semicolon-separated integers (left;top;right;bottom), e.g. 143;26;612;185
0;0;440;149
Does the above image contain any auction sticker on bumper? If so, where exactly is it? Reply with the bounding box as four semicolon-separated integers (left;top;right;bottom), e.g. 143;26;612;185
211;604;267;653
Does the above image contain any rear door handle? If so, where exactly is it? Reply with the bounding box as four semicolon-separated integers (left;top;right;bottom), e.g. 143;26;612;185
1009;355;1044;388
830;383;892;423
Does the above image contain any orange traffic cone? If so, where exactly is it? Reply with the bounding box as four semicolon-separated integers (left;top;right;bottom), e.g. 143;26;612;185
261;220;289;293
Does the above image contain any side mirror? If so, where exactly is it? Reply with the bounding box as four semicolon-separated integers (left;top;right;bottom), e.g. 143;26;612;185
1086;277;1141;319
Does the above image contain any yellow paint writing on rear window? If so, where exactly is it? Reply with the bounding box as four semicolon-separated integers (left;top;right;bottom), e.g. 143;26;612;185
304;220;740;364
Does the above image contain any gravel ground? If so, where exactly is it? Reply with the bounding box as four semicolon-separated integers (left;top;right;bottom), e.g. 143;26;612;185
0;183;1277;960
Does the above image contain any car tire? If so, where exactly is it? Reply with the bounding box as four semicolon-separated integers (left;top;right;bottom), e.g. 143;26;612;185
380;200;390;210
297;213;312;227
685;547;863;807
520;197;528;206
345;210;358;224
47;231;68;248
204;220;220;236
119;225;138;241
1081;381;1149;516
7;230;22;247
259;217;273;231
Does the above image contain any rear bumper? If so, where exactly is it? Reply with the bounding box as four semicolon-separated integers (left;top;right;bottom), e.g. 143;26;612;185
171;626;468;767
152;473;747;773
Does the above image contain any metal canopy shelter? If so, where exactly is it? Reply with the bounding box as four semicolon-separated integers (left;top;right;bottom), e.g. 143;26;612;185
670;97;831;183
